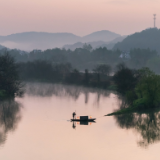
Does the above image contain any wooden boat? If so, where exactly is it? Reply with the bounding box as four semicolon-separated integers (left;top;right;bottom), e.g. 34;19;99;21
71;116;96;122
71;118;96;122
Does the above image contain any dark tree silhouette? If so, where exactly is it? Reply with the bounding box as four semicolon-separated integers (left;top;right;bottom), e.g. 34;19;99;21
0;53;23;98
113;63;137;94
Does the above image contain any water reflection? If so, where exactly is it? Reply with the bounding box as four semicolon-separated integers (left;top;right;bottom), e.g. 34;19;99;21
72;121;95;130
72;121;76;129
114;98;160;148
25;83;111;104
0;100;22;146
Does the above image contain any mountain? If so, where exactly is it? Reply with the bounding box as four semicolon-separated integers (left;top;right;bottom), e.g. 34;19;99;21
95;35;127;49
82;30;121;42
113;28;160;52
0;44;6;50
63;42;84;50
0;32;81;51
63;35;126;51
63;41;107;50
0;30;121;51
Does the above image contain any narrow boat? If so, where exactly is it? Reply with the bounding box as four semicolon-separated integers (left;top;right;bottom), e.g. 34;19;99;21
71;118;96;121
71;116;96;122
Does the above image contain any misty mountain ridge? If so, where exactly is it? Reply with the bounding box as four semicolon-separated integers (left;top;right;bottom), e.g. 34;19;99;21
113;28;160;53
0;44;6;50
0;30;121;51
63;35;127;50
82;30;121;42
63;41;107;50
0;32;80;51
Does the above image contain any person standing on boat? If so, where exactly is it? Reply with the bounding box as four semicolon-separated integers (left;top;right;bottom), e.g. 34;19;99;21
72;112;76;119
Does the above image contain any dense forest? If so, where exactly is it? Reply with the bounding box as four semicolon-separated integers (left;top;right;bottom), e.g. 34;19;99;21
0;46;159;73
114;28;160;53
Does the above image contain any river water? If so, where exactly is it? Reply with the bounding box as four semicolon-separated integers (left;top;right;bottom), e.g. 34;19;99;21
0;83;159;160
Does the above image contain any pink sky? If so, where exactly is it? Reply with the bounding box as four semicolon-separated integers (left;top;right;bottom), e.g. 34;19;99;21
0;0;159;36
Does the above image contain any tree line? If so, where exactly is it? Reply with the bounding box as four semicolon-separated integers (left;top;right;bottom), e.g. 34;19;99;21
18;60;112;89
1;47;160;103
0;47;159;73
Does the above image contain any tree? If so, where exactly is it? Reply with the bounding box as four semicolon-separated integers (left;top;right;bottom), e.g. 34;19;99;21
146;57;160;74
66;69;81;84
93;64;111;84
134;68;160;108
84;69;89;85
83;43;92;52
130;48;157;69
93;64;111;76
0;53;23;97
113;64;137;93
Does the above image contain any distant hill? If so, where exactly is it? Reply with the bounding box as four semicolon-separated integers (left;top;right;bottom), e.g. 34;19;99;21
0;30;121;51
82;30;121;42
95;35;127;49
0;32;81;51
0;44;6;50
63;41;107;50
113;28;160;52
63;35;126;51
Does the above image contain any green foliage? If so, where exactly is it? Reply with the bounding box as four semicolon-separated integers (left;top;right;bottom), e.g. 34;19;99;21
65;69;82;84
125;90;137;104
134;70;160;108
93;64;111;76
129;48;157;69
146;57;160;74
113;63;138;93
0;90;6;98
84;69;89;85
18;61;72;82
0;47;122;70
107;68;160;117
114;28;160;53
0;53;23;97
83;43;92;51
1;46;160;73
107;85;117;91
105;106;138;116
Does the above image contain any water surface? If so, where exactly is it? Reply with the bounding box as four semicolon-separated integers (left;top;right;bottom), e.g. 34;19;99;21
0;83;159;160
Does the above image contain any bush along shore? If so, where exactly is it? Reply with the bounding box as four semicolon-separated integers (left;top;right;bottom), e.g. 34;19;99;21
106;63;160;116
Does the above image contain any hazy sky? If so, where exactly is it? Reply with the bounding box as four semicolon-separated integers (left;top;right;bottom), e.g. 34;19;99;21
0;0;159;36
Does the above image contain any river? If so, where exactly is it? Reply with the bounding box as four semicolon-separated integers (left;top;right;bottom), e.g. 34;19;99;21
0;83;159;160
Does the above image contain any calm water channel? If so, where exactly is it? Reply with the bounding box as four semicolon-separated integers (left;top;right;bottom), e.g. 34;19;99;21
0;83;159;160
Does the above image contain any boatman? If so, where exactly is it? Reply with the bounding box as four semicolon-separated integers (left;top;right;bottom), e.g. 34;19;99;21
72;112;76;119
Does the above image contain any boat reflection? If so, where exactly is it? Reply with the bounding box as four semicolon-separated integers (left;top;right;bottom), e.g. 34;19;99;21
72;121;96;129
0;100;22;146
